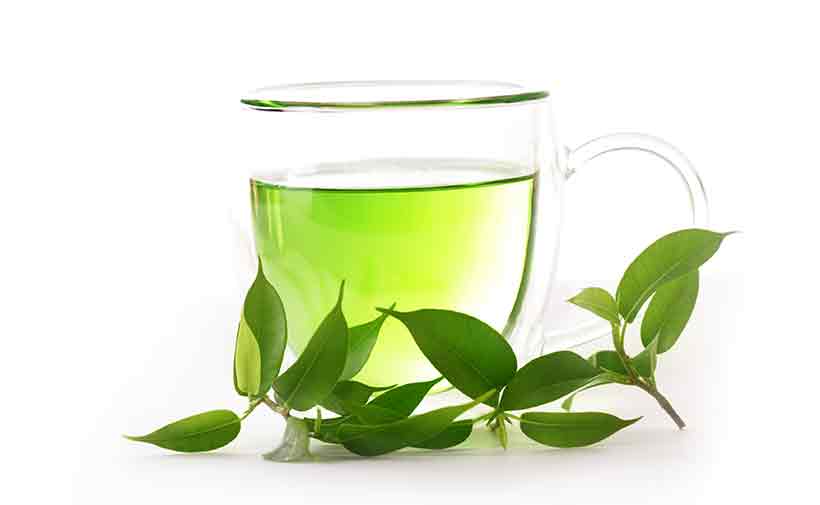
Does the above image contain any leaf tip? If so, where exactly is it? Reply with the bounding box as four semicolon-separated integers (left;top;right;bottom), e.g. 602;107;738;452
625;416;643;427
337;280;346;304
375;306;399;316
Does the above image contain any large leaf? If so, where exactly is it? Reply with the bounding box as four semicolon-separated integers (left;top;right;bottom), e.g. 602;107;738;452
616;229;731;322
500;351;600;411
320;381;394;416
337;390;493;456
519;412;639;448
411;420;473;449
273;283;349;411
567;288;620;324
233;259;287;396
641;271;699;353
124;410;240;452
381;308;516;406
340;305;394;380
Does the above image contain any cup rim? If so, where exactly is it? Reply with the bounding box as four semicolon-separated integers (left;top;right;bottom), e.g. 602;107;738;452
241;80;548;112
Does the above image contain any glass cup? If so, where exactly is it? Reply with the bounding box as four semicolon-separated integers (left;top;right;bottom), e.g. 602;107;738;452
238;80;708;386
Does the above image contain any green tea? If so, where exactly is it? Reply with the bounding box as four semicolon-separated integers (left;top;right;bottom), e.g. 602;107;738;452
251;159;536;385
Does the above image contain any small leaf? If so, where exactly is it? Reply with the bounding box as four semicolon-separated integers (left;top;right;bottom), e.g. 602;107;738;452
233;320;261;397
353;377;443;424
617;229;731;322
380;308;516;406
634;338;658;378
561;375;618;411
320;381;394;416
263;416;311;462
124;410;241;453
337;390;493;456
273;282;349;411
340;305;394;380
233;259;287;396
519;412;640;448
641;271;699;353
411;420;473;449
568;288;620;324
500;351;600;411
589;350;653;378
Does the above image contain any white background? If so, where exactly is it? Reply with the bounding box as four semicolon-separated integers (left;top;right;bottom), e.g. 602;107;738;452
1;1;816;503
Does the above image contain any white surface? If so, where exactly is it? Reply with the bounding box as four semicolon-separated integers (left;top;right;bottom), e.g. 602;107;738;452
1;1;815;503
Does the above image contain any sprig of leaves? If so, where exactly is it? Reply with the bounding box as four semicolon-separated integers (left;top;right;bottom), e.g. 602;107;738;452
125;228;732;460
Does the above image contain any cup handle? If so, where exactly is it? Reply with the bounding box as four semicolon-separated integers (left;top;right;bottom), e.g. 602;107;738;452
543;132;709;351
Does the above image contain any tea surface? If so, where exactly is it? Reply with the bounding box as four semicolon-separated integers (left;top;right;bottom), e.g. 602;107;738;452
251;159;536;385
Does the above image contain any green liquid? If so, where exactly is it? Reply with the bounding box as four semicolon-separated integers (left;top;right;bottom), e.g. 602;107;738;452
251;160;536;385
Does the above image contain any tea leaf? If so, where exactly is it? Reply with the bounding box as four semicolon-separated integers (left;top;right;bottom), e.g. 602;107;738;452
519;412;639;448
641;271;699;353
351;377;442;424
411;420;473;449
338;390;493;456
233;320;262;397
273;282;348;411
636;338;658;378
320;381;394;416
366;377;441;417
263;416;311;462
500;351;600;411
617;229;731;322
568;288;620;324
589;350;654;378
380;308;516;406
124;410;241;452
233;259;287;396
560;375;618;411
340;305;394;380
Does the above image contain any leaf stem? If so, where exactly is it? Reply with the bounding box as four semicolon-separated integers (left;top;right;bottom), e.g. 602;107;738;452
634;380;686;430
240;397;263;420
262;396;290;418
613;323;686;430
468;411;496;425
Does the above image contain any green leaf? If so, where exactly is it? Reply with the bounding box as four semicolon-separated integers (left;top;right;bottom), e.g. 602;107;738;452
273;282;349;411
411;420;473;449
380;308;516;406
635;338;658;378
320;381;395;416
519;412;640;448
589;350;654;378
616;229;731;322
124;410;241;453
352;377;443;424
263;416;311;462
233;259;287;396
500;351;600;411
641;271;699;353
567;288;620;324
560;374;621;411
303;415;347;444
340;304;393;380
338;390;493;456
233;320;261;397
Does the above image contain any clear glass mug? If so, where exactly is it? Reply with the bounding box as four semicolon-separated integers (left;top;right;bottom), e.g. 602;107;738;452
237;80;708;387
